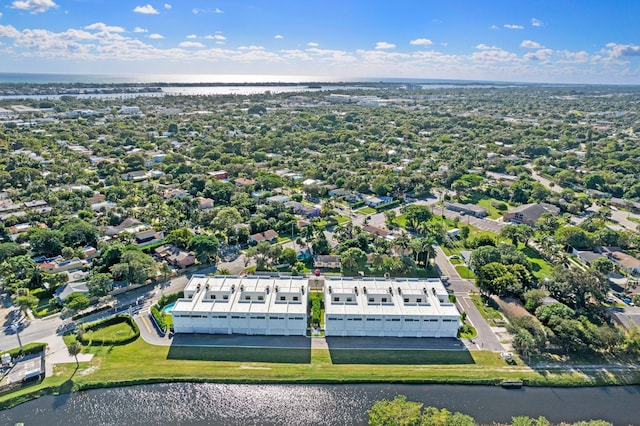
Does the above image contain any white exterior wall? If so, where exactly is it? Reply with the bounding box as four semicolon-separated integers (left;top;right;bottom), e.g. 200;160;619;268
172;275;308;336
323;277;460;338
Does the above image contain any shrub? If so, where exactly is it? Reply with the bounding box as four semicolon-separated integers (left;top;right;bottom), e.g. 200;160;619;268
2;342;47;359
150;305;167;332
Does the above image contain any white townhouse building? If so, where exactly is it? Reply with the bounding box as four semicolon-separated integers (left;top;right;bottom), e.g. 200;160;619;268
172;275;308;336
324;277;460;338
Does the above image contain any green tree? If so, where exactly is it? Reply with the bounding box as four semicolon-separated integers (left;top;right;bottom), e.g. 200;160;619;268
28;228;65;256
278;247;297;266
14;288;38;312
61;219;98;248
67;340;82;369
87;273;113;297
468;245;501;273
367;395;423;426
187;234;220;264
165;227;195;249
0;242;27;263
341;247;367;275
401;205;432;230
65;292;90;312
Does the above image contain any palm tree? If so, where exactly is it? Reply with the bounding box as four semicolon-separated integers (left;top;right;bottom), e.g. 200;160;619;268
68;341;82;369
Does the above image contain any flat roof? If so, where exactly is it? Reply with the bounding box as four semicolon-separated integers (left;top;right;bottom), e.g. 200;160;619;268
324;277;459;318
173;275;308;316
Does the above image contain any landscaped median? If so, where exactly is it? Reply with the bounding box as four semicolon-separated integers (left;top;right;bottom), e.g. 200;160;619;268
3;329;640;410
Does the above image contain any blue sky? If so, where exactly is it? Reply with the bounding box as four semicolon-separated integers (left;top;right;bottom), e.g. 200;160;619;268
1;0;639;83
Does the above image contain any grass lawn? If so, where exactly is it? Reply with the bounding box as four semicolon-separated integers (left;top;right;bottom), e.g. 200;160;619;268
520;245;553;279
357;206;376;215
456;265;476;279
334;215;350;224
88;322;137;342
393;215;407;228
449;257;462;265
470;294;505;326
476;198;511;220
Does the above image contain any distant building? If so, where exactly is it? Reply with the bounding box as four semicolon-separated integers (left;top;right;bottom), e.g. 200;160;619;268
323;277;460;338
134;229;164;247
249;230;279;244
55;281;90;301
600;247;640;276
444;202;488;218
172;275;308;336
503;203;560;226
314;255;342;269
210;170;228;180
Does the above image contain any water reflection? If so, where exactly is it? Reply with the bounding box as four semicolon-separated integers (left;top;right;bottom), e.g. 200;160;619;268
1;383;639;425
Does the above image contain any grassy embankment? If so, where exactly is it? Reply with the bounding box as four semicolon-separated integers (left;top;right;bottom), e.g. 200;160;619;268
3;332;640;410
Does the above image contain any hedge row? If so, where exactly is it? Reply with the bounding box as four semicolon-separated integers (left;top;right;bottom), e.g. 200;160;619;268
72;303;113;321
79;315;140;345
157;291;184;309
150;305;167;332
375;200;401;212
1;342;47;359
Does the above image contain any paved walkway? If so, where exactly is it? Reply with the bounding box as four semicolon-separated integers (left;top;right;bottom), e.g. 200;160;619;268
41;334;93;376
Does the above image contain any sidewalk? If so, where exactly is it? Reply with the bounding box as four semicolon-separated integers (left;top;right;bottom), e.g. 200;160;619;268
41;334;93;376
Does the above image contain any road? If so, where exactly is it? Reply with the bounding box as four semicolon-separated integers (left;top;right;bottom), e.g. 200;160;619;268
433;246;505;352
525;163;562;194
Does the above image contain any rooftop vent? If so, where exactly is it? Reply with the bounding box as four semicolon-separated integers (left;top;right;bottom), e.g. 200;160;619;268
397;287;402;295
275;285;279;293
301;286;305;295
354;286;358;294
328;286;332;293
388;286;393;294
363;286;367;294
432;287;436;295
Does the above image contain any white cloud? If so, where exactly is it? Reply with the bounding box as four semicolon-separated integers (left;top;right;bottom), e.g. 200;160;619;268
238;45;265;51
148;33;164;39
520;40;543;49
605;43;640;58
476;44;499;50
471;47;519;63
205;34;226;41
84;23;126;33
0;24;22;38
216;41;224;45
0;12;3;17
133;4;159;15
215;8;223;13
192;8;201;14
490;25;499;30
375;41;396;50
11;0;57;13
164;3;171;9
133;27;148;33
531;18;543;27
557;50;589;63
504;24;524;30
187;34;197;39
179;41;204;48
524;48;553;62
307;42;318;47
274;34;284;39
409;38;433;46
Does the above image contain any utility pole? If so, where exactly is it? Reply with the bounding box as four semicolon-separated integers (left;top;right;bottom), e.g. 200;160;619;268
11;324;23;352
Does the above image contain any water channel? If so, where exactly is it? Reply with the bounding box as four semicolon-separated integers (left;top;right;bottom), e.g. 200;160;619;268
1;383;639;425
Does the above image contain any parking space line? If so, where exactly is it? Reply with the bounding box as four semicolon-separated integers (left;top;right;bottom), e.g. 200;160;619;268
140;315;152;333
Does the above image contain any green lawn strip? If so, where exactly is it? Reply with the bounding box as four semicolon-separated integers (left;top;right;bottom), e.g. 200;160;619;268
455;265;476;279
393;215;407;228
470;294;503;325
334;215;350;224
328;349;474;365
357;206;376;215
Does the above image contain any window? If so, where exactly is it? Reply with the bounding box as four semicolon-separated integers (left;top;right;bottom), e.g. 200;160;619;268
269;316;279;320
245;295;251;300
416;298;422;303
404;298;409;303
381;297;387;303
346;297;352;302
211;295;216;300
258;295;264;301
223;295;229;300
366;318;376;321
391;319;400;322
293;296;299;301
334;297;340;302
280;296;286;301
368;297;374;303
231;316;241;319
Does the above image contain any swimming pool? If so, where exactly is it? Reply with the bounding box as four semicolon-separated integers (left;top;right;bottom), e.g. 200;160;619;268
161;302;175;314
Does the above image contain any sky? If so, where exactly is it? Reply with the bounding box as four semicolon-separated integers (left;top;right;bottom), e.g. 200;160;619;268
1;0;640;84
